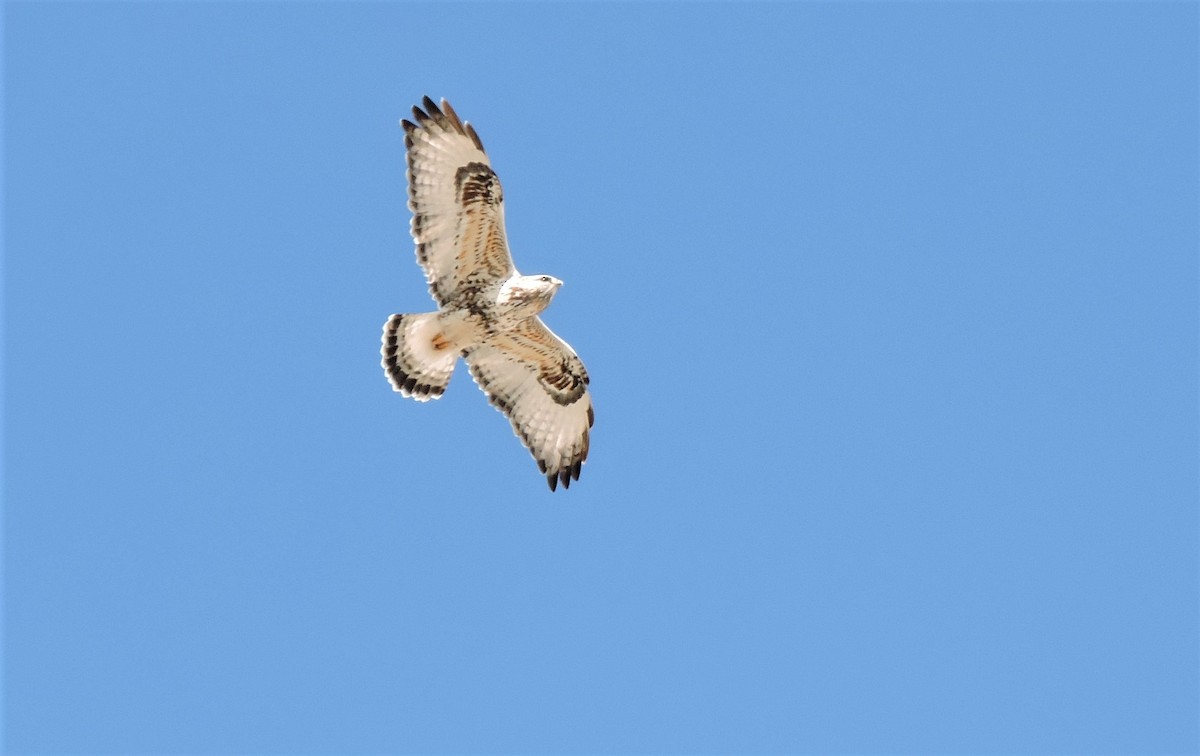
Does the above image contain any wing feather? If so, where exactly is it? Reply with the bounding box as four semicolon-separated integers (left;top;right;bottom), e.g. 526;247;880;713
405;97;515;306
465;318;593;490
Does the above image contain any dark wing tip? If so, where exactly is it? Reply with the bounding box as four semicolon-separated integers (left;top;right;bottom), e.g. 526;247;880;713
464;122;485;152
408;97;485;151
547;472;558;492
400;118;416;133
441;99;465;131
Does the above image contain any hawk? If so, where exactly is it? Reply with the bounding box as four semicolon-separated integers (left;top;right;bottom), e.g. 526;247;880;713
381;97;594;491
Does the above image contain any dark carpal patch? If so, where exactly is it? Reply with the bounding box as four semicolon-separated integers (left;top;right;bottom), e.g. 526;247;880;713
456;162;502;206
538;359;588;405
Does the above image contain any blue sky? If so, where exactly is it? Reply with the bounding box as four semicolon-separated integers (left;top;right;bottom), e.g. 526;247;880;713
4;2;1197;754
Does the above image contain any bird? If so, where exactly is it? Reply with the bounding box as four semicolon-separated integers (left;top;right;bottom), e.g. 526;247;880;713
381;97;594;491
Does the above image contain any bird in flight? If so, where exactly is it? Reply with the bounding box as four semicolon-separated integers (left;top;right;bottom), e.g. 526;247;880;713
381;97;594;491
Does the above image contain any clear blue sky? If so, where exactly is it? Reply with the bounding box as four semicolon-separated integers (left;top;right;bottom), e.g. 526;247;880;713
4;2;1197;754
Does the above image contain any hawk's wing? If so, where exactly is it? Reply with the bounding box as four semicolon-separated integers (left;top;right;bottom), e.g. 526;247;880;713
465;318;594;491
402;97;515;307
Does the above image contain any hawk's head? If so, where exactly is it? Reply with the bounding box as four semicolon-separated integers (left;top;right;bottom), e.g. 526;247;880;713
500;274;562;317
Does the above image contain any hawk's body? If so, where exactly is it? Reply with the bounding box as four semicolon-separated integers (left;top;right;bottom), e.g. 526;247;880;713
381;98;594;491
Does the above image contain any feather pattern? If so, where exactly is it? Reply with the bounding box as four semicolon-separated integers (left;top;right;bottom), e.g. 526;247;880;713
402;97;515;307
465;319;593;490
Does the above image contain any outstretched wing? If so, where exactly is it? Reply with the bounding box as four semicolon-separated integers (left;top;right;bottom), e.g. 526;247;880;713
402;97;515;307
465;318;594;491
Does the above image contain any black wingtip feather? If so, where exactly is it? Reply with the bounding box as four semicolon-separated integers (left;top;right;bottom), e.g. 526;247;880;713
441;99;463;130
406;97;485;150
547;473;557;492
465;123;484;151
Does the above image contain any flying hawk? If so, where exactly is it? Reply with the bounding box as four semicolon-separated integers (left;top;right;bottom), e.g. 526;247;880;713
381;97;594;491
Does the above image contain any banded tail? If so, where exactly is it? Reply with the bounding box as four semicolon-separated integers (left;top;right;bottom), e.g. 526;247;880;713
381;313;460;401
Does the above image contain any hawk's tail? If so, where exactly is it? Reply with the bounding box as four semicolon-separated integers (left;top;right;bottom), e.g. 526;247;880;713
381;312;459;401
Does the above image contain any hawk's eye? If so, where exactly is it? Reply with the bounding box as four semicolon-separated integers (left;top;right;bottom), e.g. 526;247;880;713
540;276;550;282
